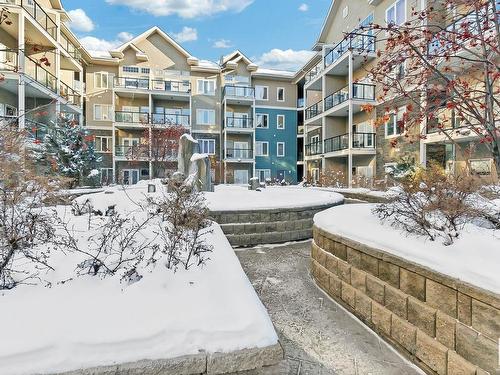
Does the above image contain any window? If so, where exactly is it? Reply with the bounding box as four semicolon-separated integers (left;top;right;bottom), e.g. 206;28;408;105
197;79;216;95
141;168;149;177
123;66;139;73
386;0;406;25
277;115;285;129
141;67;150;74
256;114;269;128
277;142;285;157
94;104;113;121
100;168;113;185
256;169;271;183
196;109;216;125
255;141;269;156
277;87;285;102
95;136;112;152
199;139;216;155
94;72;109;89
255;85;268;100
385;107;405;137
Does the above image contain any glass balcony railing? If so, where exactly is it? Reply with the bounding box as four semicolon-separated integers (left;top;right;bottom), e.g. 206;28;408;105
225;148;253;159
60;80;82;106
305;62;323;84
114;77;150;90
305;100;323;120
324;32;376;67
226;116;253;129
152;113;190;127
324;134;348;153
151;79;191;93
115;111;149;124
0;49;18;71
324;86;349;111
352;132;376;148
10;0;58;39
305;142;322;156
115;144;149;158
323;132;376;153
25;55;57;93
60;33;81;61
223;85;255;99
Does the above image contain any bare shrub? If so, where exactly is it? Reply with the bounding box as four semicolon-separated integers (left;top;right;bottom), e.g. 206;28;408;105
374;164;499;245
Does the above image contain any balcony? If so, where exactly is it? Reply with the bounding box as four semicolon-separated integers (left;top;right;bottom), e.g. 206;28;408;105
324;32;376;68
25;55;57;93
223;85;255;100
352;132;376;149
60;33;81;61
115;111;149;124
0;49;18;72
225;148;253;160
225;116;254;130
115;144;149;158
324;86;349;111
114;77;150;90
324;132;376;154
323;83;376;116
151;79;190;93
324;134;348;153
305;100;323;121
60;80;81;106
305;142;322;156
305;62;323;85
1;0;58;39
152;113;190;127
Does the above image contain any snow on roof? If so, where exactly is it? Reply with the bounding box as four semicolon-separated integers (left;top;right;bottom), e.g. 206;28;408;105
198;59;220;69
88;50;113;59
254;68;296;78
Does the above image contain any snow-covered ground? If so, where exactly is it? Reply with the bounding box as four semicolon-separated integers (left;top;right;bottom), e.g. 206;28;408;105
0;183;278;375
75;181;344;213
314;204;500;294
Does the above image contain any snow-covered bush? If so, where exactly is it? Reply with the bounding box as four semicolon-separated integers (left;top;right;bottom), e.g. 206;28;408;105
374;164;500;245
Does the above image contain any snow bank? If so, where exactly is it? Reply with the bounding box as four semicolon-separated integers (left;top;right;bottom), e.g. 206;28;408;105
0;197;278;374
314;204;500;294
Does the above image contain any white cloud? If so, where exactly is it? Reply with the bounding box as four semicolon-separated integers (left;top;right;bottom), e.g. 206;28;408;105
212;39;232;48
105;0;253;18
117;31;134;42
255;48;316;71
171;27;198;43
67;9;95;32
298;3;309;12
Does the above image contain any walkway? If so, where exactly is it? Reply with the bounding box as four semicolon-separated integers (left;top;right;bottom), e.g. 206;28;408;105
235;241;424;375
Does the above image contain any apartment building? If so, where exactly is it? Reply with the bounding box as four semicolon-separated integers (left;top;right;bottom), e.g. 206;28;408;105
298;0;498;186
0;0;84;141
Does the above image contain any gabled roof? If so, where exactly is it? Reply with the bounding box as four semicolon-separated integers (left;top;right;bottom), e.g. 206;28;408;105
314;0;340;49
111;26;193;59
222;50;253;66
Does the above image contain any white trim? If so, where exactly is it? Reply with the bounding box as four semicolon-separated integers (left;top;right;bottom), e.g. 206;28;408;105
256;113;269;129
196;109;216;125
277;141;285;157
255;105;297;111
277;114;285;130
198;138;216;155
256;169;271;183
95;136;112;153
94;104;113;121
277;87;285;102
255;85;269;101
196;79;216;96
255;141;269;156
94;71;110;89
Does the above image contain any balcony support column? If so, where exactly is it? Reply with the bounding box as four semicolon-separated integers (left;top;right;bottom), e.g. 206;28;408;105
112;125;117;184
252;99;256;179
348;52;354;188
148;94;153;178
17;12;25;130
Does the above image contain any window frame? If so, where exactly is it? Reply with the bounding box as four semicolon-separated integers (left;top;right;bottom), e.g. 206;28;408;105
94;104;113;121
255;141;269;156
255;85;269;101
277;87;285;102
385;107;405;138
95;136;112;153
196;109;216;126
256;113;269;129
198;138;216;155
256;169;271;183
197;79;216;96
385;0;406;26
123;66;140;73
277;114;285;130
94;72;109;89
277;141;285;157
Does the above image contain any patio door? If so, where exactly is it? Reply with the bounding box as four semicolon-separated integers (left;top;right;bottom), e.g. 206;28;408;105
235;112;249;128
354;122;374;148
234;169;249;185
122;138;139;155
122;169;139;185
234;141;249;159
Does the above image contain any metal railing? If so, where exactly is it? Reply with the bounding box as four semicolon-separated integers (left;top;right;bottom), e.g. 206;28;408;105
305;100;323;120
324;86;349;111
115;144;149;158
114;77;150;90
60;80;81;106
323;132;376;153
352;132;376;148
225;148;253;159
0;49;18;71
305;62;323;84
25;55;57;93
60;33;81;61
226;116;253;129
151;79;191;93
324;134;349;153
115;111;149;124
152;113;190;127
305;142;322;156
20;0;58;39
352;83;375;100
324;32;376;67
223;85;255;99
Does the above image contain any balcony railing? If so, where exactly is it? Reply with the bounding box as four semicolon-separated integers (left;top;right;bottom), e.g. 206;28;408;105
305;142;322;156
114;77;149;90
115;111;149;124
305;62;323;84
151;79;190;93
323;132;376;153
352;83;375;100
115;144;149;158
225;148;253;159
0;49;18;71
25;55;57;93
352;132;376;148
60;80;81;106
152;113;190;127
12;0;58;39
324;32;376;67
223;85;255;99
305;100;323;120
324;86;349;111
226;116;253;129
60;33;81;61
324;134;348;153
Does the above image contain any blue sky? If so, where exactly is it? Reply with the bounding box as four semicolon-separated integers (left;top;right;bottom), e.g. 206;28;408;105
63;0;331;71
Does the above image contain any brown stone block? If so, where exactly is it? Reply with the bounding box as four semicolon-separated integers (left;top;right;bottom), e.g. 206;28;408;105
415;331;448;375
311;260;319;280
337;259;351;284
456;322;498;373
325;238;335;254
378;260;400;288
355;291;372;322
311;243;318;261
366;275;385;305
329;274;342;298
346;247;362;268
400;268;426;301
317;234;324;249
350;268;367;293
436;311;456;349
372;301;392;336
316;264;329;291
408;296;437;337
471;298;500;340
385;284;408;319
334;241;347;261
447;350;477;375
426;279;457;318
391;314;417;354
360;253;379;276
316;247;327;268
341;282;356;308
457;292;472;326
325;253;338;275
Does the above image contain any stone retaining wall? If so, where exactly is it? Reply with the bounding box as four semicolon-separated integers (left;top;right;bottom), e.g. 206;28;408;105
311;226;500;375
210;201;343;247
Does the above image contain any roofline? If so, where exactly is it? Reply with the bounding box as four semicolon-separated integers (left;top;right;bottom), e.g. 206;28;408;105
315;0;337;47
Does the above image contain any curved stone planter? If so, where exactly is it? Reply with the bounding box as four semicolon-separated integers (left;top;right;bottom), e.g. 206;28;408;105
210;201;344;247
311;226;500;375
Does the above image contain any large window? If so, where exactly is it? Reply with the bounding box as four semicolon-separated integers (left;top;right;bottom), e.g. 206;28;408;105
199;139;216;155
255;85;269;100
196;109;216;125
385;107;405;137
256;113;269;128
386;0;406;25
95;136;112;152
277;115;285;130
277;142;285;157
94;72;109;89
94;104;113;121
197;79;216;95
255;141;269;156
